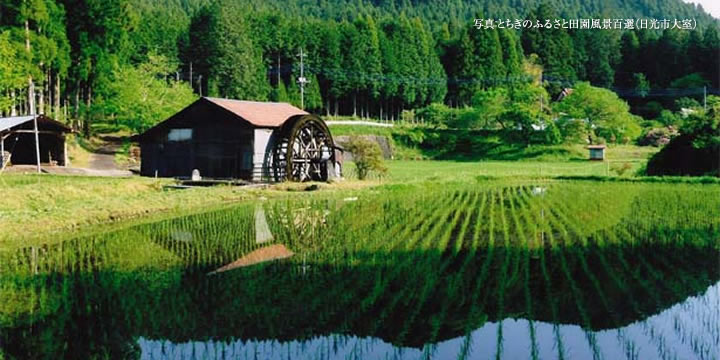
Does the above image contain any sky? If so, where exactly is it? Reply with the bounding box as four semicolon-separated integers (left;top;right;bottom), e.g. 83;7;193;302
682;0;720;19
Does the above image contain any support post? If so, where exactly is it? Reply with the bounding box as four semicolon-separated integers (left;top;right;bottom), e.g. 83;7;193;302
1;134;4;169
63;137;68;166
606;160;610;177
34;115;41;173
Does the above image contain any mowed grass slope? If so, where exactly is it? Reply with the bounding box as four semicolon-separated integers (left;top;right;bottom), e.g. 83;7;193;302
0;142;704;251
0;175;255;249
0;174;376;250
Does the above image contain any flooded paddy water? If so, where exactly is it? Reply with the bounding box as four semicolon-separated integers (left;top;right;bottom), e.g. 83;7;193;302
1;181;718;360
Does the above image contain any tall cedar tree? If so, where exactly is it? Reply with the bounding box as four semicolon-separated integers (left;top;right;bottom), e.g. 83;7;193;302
456;14;505;104
521;4;577;87
188;2;269;100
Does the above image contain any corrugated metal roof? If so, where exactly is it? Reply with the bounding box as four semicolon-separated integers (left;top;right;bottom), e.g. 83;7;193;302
204;97;308;127
0;115;72;133
0;116;36;132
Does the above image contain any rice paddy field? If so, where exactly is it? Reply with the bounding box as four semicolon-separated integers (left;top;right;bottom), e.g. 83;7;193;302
1;179;719;359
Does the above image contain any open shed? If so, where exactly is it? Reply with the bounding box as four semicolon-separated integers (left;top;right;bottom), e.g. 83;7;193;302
0;115;72;169
135;97;340;182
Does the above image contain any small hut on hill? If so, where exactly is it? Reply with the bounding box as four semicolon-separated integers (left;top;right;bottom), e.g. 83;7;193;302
135;97;340;182
0;115;72;169
587;145;606;160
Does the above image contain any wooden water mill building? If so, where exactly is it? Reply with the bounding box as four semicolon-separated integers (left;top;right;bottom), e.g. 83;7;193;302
135;97;340;182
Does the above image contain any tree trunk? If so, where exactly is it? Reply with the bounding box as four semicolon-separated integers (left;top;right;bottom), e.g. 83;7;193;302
10;89;17;116
39;69;46;115
84;84;92;136
54;72;61;119
25;19;35;116
86;84;92;109
352;94;357;117
74;83;80;120
360;96;365;119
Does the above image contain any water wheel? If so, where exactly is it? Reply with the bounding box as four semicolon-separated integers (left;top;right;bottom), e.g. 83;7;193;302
272;114;335;182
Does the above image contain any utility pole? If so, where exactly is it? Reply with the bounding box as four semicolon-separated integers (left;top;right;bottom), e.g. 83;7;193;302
297;48;309;109
704;86;707;111
189;62;193;92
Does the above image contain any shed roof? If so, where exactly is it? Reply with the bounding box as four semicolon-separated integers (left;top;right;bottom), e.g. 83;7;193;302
0;116;36;132
204;97;307;127
587;145;607;149
0;115;72;133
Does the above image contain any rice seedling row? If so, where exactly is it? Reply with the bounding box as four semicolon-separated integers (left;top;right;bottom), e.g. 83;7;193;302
2;181;718;360
391;191;476;344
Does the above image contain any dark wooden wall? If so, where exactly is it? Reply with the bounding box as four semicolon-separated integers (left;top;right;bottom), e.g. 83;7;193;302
139;101;255;179
1;120;67;166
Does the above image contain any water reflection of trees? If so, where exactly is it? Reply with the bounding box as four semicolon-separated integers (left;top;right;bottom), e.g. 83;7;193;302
1;242;717;359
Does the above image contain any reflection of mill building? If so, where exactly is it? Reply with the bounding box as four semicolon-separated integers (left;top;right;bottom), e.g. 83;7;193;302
135;97;341;182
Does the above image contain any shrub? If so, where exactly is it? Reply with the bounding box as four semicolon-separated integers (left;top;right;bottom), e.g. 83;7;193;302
646;134;718;176
556;118;589;144
611;162;633;176
543;121;563;145
657;110;681;127
400;110;415;123
393;127;425;147
415;103;455;126
345;136;387;180
638;127;678;147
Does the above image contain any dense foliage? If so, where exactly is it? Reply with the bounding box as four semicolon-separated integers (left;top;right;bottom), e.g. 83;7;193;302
554;82;643;144
0;0;717;137
646;96;720;176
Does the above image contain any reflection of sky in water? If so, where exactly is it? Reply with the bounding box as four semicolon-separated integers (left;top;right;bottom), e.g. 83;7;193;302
138;282;719;360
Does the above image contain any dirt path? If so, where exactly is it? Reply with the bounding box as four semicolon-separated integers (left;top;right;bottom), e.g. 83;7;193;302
88;135;123;171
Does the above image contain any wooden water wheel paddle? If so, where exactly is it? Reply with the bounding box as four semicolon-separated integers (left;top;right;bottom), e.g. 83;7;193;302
273;114;335;182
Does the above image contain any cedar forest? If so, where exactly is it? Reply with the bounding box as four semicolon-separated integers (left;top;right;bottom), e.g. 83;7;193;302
0;0;718;142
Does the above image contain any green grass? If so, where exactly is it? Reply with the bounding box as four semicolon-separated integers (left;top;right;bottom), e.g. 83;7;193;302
327;124;396;137
0;174;255;250
0;181;718;357
0;173;377;250
0;141;704;251
380;160;614;182
328;124;660;162
65;134;92;168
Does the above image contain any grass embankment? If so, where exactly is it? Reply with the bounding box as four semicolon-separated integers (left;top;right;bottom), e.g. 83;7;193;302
0;154;689;251
0;124;678;250
0;174;379;250
65;135;92;168
329;124;660;163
